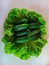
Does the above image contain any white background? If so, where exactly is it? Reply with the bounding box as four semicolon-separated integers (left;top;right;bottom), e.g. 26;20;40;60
0;0;49;65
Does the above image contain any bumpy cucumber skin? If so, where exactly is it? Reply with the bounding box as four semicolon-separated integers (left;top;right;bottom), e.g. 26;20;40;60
15;37;29;43
28;23;40;29
16;31;28;37
15;18;28;24
13;24;28;32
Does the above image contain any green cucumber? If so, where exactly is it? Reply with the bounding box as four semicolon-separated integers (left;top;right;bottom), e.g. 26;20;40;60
15;18;28;24
29;30;39;36
14;24;28;32
15;37;29;43
29;23;40;29
16;31;28;37
31;33;40;40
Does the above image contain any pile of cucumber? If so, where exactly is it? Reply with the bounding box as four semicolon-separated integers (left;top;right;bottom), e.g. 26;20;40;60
13;18;41;44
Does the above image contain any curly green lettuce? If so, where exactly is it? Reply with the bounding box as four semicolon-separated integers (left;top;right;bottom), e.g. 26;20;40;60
2;8;47;60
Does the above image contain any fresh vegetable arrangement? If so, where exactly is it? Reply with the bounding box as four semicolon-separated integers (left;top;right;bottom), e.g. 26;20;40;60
2;8;47;60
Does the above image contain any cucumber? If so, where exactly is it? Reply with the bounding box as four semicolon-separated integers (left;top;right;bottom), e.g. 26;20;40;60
28;23;40;29
15;37;29;43
16;31;28;37
29;30;39;36
15;18;28;25
13;24;28;32
31;33;40;40
28;18;38;23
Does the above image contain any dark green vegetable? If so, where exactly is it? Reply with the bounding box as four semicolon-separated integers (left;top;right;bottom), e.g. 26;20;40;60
30;33;41;40
28;23;40;29
2;8;47;60
13;24;28;32
15;37;29;43
15;18;28;25
29;30;39;36
15;31;28;37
